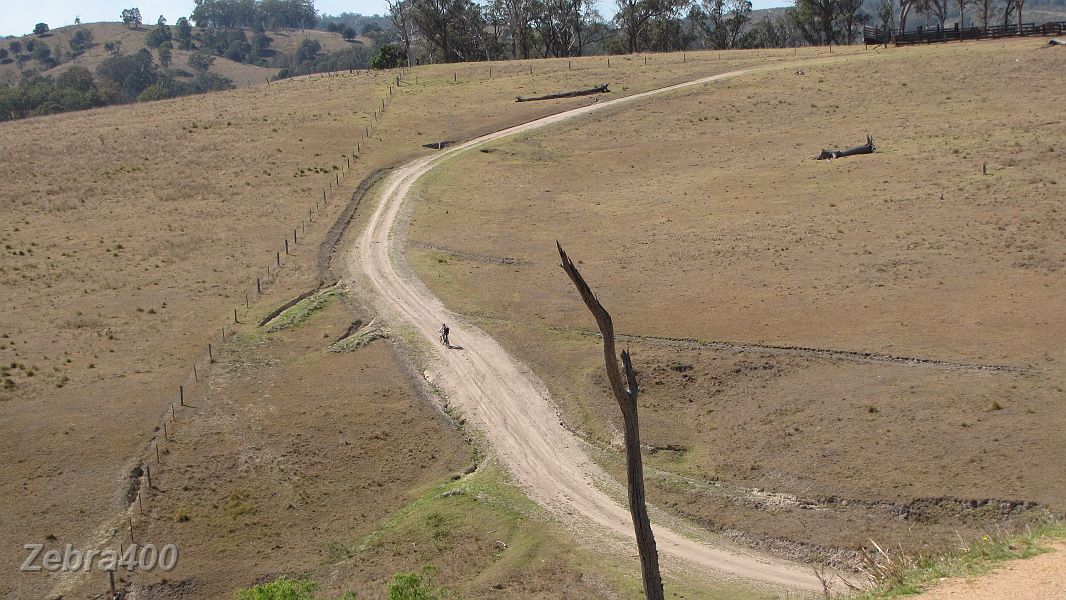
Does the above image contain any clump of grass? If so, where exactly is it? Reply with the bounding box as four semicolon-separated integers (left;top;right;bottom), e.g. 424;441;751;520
329;319;388;352
845;517;1066;599
266;288;338;333
388;567;460;600
223;492;257;519
234;576;357;600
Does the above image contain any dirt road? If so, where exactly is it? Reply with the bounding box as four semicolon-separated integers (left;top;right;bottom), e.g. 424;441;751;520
349;69;824;593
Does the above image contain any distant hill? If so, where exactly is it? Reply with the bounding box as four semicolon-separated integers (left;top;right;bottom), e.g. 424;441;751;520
0;22;370;85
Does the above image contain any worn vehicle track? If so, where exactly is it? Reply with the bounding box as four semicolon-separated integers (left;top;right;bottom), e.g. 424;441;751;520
348;68;826;592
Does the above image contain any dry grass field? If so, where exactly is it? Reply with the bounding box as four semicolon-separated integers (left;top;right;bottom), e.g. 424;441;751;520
0;49;836;598
407;37;1066;565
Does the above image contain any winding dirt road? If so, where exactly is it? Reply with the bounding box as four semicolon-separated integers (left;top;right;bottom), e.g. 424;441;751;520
350;69;824;593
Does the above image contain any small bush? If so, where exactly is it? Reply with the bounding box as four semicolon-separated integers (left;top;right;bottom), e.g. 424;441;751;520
234;576;357;600
234;576;317;600
388;569;457;600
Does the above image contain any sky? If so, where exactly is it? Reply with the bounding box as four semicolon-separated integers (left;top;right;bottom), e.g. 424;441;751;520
2;0;792;38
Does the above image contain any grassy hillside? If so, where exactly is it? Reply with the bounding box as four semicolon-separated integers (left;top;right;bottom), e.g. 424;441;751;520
0;22;368;85
407;36;1066;563
0;49;815;598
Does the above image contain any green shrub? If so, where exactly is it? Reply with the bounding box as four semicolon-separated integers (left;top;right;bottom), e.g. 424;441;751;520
235;577;358;600
387;569;457;600
235;576;318;600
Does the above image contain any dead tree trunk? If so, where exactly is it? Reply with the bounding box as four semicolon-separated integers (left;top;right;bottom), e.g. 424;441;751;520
816;134;876;160
557;242;664;600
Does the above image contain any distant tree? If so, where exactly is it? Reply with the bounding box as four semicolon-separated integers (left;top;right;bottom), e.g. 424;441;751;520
9;41;23;56
614;0;690;53
0;49;8;63
175;17;194;50
342;26;357;40
31;43;53;66
70;28;94;56
697;0;754;48
371;43;406;68
75;16;82;25
791;0;844;44
250;33;272;59
977;0;991;28
104;40;124;56
122;8;144;29
97;48;157;100
362;22;383;35
410;0;488;62
187;49;215;73
294;38;321;64
57;66;95;92
876;0;893;39
326;22;341;33
34;23;50;36
137;83;169;101
839;0;864;43
387;0;414;67
147;15;173;47
158;45;173;68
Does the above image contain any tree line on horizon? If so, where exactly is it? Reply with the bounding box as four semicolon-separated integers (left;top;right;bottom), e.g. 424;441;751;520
377;0;1057;61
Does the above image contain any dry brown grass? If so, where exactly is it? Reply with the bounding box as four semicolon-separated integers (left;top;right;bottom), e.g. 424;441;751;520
407;37;1066;560
0;49;820;598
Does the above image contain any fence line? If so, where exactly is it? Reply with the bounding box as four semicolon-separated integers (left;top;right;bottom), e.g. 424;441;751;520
865;20;1066;45
96;68;404;599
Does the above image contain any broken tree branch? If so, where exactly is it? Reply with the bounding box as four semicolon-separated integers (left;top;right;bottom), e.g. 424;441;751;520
516;84;609;102
557;241;664;600
816;134;876;160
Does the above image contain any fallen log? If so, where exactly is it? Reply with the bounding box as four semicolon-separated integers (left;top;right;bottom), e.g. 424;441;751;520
1050;38;1066;45
516;84;609;102
816;134;876;160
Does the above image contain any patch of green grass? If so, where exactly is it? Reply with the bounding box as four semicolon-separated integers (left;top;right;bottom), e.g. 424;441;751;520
266;288;338;332
847;517;1066;599
326;465;537;563
387;567;459;600
234;576;356;600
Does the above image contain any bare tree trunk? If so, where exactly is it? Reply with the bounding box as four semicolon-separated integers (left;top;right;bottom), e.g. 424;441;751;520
557;243;665;600
899;0;913;34
815;134;876;160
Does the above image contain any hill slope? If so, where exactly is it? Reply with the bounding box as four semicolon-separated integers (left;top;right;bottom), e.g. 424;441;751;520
0;22;368;85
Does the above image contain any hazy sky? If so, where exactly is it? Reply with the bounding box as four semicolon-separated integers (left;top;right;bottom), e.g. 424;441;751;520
2;0;791;38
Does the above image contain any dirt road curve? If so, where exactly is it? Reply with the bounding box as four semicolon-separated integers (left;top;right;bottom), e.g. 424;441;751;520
350;69;824;593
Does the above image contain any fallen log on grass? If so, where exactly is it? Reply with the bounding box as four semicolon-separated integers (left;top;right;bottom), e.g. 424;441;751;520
816;134;876;160
1050;38;1066;45
516;84;609;102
